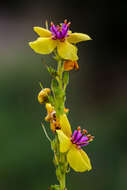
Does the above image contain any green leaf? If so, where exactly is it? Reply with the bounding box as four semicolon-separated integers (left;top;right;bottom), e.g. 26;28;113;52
63;72;69;90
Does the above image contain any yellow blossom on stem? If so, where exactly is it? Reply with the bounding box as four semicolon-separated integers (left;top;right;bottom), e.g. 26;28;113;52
56;125;93;172
29;20;91;61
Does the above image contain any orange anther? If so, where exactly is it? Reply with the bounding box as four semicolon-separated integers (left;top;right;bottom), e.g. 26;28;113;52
77;126;81;131
51;22;54;26
83;129;87;134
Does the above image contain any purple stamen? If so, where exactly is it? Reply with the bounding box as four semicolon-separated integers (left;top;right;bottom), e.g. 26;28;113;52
71;127;93;148
71;130;78;141
50;20;70;41
73;130;82;143
77;136;89;144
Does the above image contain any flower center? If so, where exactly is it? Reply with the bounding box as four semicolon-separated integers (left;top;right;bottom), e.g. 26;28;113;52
50;20;70;41
71;126;94;148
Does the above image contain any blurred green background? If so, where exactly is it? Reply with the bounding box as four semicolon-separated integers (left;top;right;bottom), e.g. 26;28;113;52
0;0;127;190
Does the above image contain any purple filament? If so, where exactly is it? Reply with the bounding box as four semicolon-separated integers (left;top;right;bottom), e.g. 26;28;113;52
71;129;89;148
50;22;69;40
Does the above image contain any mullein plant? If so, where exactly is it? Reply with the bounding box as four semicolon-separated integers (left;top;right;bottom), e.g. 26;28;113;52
29;19;94;190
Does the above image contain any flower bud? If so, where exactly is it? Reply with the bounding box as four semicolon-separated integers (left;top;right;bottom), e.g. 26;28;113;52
38;88;50;104
63;60;79;71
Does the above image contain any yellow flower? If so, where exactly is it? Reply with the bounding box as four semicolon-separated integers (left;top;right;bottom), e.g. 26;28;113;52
56;126;93;172
29;20;91;61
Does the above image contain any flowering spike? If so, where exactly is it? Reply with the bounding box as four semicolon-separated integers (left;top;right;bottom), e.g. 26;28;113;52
29;19;93;189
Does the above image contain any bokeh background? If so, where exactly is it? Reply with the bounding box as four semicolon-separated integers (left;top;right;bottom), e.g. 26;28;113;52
0;0;127;190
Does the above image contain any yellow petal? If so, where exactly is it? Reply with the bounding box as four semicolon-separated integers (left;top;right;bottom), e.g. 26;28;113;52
45;103;54;121
45;103;54;114
57;41;78;61
67;146;92;172
34;27;52;37
56;130;71;153
59;114;72;137
79;149;92;171
68;30;72;35
29;37;57;54
67;33;92;44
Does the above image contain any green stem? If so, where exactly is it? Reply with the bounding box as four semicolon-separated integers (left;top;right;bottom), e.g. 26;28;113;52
52;54;67;189
54;135;67;190
60;173;65;190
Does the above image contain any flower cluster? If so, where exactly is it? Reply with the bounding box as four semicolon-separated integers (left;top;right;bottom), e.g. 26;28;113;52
29;19;93;190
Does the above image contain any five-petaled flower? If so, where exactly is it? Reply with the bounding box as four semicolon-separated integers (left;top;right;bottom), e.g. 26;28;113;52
56;124;94;172
29;20;91;61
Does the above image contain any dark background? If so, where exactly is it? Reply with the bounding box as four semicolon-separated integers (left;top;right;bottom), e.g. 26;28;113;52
0;0;127;190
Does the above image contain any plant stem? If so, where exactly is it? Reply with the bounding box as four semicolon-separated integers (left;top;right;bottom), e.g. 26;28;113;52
52;54;67;190
60;173;65;190
55;57;65;117
55;136;67;190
